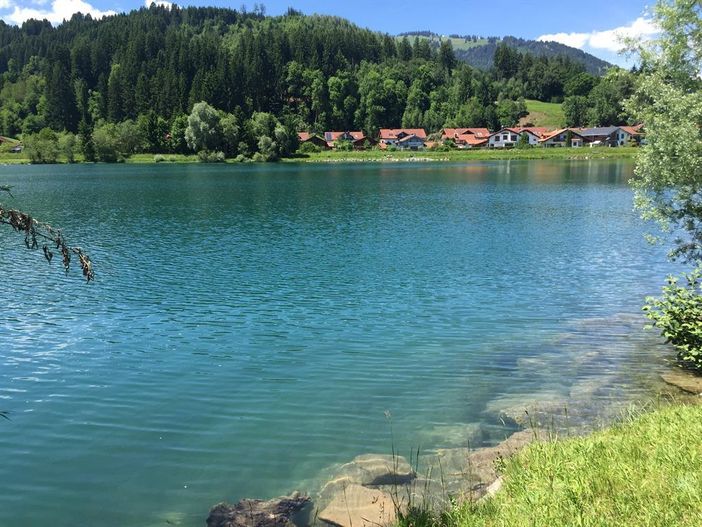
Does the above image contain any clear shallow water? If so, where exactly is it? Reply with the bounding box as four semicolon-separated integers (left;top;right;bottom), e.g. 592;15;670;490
0;160;677;526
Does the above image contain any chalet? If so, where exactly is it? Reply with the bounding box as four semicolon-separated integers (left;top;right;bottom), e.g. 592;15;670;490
618;125;644;146
539;128;587;148
396;134;426;150
441;128;490;148
324;131;368;149
378;129;427;150
488;128;543;148
297;132;329;149
577;126;623;147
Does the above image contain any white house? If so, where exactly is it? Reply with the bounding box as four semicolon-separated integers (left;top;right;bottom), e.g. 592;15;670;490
396;134;426;150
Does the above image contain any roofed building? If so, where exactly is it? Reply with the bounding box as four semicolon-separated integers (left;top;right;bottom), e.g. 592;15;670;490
379;129;427;150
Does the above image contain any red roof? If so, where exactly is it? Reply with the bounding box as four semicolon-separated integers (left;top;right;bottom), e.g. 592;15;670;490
442;128;491;141
460;135;489;146
298;132;312;142
324;131;366;143
379;128;427;140
619;125;643;136
516;127;549;137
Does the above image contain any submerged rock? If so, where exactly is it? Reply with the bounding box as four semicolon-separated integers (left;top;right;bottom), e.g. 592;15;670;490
425;429;546;501
317;484;397;527
661;370;702;395
317;453;415;504
206;492;311;527
484;392;567;426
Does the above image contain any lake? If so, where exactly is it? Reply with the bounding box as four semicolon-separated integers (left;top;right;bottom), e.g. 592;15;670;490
0;160;677;526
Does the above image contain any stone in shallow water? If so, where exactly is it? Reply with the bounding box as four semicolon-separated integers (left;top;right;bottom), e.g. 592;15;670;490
484;392;567;426
319;454;415;498
206;492;310;527
417;422;482;448
661;370;702;395
317;484;397;527
418;429;547;503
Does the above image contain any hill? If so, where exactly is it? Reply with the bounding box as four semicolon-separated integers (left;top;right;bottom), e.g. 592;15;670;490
520;99;565;128
398;33;611;75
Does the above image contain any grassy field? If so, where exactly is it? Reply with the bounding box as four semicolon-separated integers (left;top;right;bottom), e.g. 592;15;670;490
0;147;638;166
434;403;702;527
520;99;565;129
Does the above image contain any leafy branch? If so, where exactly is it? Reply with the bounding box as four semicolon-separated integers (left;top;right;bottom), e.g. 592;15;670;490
0;188;94;282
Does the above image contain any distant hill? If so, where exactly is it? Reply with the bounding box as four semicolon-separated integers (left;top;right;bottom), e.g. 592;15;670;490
397;33;611;75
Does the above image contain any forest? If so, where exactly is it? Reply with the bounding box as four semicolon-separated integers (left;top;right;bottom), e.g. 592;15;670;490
0;4;637;161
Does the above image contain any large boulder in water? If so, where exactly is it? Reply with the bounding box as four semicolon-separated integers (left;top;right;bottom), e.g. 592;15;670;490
317;484;397;527
206;492;311;527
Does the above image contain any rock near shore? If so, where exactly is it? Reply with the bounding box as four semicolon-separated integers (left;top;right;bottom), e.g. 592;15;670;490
207;492;311;527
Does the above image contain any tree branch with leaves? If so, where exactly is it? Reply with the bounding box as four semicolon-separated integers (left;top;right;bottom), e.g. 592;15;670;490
0;186;94;282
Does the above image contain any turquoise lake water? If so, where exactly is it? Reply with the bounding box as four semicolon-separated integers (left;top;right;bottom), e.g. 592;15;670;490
0;160;678;526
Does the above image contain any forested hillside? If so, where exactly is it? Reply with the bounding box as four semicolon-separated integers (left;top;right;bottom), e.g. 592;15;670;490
399;33;611;74
0;5;636;161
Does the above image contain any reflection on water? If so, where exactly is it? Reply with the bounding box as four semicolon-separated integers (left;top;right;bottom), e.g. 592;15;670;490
0;160;677;527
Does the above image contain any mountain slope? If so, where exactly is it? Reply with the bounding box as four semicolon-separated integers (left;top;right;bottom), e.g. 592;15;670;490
398;33;611;75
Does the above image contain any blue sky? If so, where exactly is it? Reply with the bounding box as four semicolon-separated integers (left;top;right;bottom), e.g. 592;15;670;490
0;0;656;65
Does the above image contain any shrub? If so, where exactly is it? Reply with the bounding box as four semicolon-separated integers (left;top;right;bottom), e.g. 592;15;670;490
197;150;226;163
644;269;702;371
298;141;320;153
24;128;59;164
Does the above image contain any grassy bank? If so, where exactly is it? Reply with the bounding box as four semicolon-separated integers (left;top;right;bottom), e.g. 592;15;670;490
437;403;702;527
288;147;638;163
0;147;638;166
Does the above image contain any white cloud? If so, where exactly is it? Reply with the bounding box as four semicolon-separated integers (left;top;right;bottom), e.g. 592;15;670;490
537;17;659;53
144;0;172;8
2;0;116;25
0;0;12;8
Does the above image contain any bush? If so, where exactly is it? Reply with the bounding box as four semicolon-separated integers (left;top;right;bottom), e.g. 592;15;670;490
644;269;702;371
298;141;321;153
196;150;226;163
24;128;59;164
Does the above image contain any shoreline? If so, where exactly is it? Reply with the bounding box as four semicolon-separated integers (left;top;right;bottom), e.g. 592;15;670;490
0;147;638;166
207;368;702;527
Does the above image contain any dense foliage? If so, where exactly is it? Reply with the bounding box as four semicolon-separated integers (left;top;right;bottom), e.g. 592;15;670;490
627;0;702;371
644;272;702;371
0;6;636;161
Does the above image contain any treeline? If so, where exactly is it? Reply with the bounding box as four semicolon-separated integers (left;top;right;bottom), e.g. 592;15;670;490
0;5;635;161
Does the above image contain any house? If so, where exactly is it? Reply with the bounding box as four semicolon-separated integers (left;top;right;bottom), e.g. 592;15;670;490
618;125;644;146
324;131;369;149
539;128;587;148
396;133;426;150
297;132;329;150
576;126;625;147
378;129;427;150
488;127;545;148
441;128;490;148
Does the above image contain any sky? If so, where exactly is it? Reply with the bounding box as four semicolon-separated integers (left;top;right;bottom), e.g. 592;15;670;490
0;0;658;66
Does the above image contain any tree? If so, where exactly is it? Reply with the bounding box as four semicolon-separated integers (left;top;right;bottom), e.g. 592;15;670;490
185;101;222;152
627;0;702;261
626;0;702;371
24;128;60;164
563;96;588;127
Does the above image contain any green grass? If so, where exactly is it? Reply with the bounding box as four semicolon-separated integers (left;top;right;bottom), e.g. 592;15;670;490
0;147;638;166
287;147;637;163
520;99;565;129
443;403;702;527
